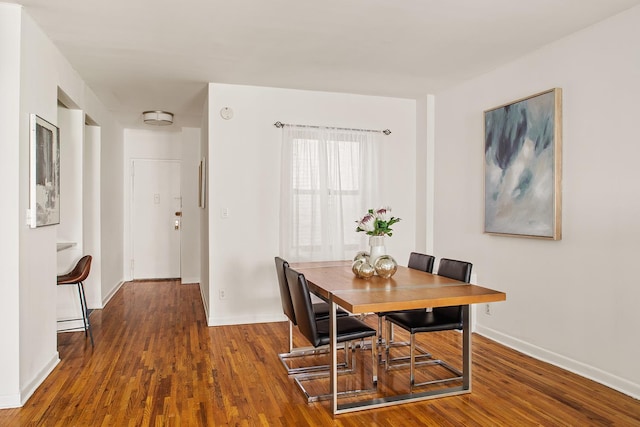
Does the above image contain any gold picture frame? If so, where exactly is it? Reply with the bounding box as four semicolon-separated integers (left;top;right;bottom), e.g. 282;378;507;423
484;88;562;240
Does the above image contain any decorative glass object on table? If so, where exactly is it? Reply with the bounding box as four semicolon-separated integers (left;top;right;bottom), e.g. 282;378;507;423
373;255;398;278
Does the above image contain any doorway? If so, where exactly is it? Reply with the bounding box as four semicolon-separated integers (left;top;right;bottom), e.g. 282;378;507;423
131;159;182;279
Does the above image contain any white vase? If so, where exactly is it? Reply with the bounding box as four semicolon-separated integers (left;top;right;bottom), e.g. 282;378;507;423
369;235;386;268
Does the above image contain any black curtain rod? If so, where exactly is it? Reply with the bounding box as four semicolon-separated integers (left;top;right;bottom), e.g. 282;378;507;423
273;121;391;135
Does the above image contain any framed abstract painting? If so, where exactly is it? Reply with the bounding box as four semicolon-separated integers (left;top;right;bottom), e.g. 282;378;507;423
29;114;60;228
484;88;562;240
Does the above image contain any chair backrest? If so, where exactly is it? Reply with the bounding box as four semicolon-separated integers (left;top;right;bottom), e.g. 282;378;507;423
274;257;296;325
435;258;472;322
285;266;321;348
437;258;472;283
408;252;435;273
65;255;92;283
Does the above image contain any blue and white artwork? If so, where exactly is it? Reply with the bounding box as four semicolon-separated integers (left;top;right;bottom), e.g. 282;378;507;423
484;89;561;239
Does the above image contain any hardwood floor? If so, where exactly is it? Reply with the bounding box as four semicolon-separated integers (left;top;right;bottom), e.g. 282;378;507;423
1;280;638;426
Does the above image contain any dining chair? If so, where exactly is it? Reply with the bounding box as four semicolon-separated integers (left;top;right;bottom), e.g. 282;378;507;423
376;252;435;346
57;255;94;346
285;266;378;402
407;251;436;273
385;257;472;387
274;257;348;374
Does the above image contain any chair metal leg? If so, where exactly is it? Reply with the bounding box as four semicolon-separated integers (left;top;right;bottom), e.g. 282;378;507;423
385;319;391;371
279;320;348;375
76;284;88;336
411;358;463;388
372;334;378;385
289;320;294;353
410;333;415;386
293;339;378;403
383;320;432;367
77;282;94;347
384;321;462;389
351;341;356;370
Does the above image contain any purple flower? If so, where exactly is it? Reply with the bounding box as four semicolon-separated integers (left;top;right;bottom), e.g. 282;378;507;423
374;207;392;222
357;214;376;232
356;206;401;236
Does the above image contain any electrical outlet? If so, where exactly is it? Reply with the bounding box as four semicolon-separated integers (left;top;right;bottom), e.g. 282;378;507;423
219;289;226;300
485;303;492;315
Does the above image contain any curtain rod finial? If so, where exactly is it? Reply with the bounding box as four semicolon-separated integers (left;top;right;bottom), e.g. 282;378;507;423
274;121;284;128
383;129;391;135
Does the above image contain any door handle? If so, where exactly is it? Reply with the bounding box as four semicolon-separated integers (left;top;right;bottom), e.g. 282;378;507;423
175;211;182;217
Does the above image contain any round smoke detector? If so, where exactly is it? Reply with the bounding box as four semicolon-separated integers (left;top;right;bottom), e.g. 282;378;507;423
143;110;174;126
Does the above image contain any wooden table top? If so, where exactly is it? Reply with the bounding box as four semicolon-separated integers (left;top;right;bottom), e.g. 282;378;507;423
293;261;506;314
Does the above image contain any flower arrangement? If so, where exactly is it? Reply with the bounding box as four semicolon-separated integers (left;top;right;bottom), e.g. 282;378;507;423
355;206;401;237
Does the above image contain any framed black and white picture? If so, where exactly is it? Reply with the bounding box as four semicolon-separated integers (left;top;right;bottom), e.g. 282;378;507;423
484;88;562;240
30;114;60;228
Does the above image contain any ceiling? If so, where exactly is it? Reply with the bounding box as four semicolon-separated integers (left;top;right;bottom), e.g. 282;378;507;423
8;0;640;129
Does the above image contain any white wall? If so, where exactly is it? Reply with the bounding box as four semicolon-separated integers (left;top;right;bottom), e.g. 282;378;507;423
205;83;417;325
55;108;103;326
0;4;125;408
415;95;435;254
180;127;201;284
123;128;201;284
18;8;66;407
98;117;124;308
56;107;84;265
433;6;640;398
56;107;86;327
0;2;23;407
199;94;211;315
84;124;102;309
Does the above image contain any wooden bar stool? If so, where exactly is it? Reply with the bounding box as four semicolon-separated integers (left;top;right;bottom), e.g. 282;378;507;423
57;255;94;346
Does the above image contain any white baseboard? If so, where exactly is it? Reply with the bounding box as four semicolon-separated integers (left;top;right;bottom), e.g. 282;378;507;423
199;285;209;320
57;319;86;331
15;352;60;408
209;312;285;327
476;325;640;400
180;277;200;285
102;280;125;307
0;392;20;409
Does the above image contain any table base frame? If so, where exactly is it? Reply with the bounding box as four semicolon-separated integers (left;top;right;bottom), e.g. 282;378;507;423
329;301;472;415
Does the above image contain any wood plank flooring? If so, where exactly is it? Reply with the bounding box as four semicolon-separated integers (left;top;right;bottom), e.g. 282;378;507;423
1;280;638;426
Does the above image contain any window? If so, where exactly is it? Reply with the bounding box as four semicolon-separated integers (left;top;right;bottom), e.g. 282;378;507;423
280;126;382;261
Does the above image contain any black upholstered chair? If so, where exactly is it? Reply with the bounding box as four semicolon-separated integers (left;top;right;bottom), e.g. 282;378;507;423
274;257;348;374
385;258;472;387
377;252;436;345
407;252;436;273
286;266;378;402
57;255;94;346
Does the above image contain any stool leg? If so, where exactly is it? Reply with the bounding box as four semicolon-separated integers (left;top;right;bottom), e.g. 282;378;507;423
77;282;94;346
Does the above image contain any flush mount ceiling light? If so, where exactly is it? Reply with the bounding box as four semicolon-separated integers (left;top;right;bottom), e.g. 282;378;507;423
142;110;174;126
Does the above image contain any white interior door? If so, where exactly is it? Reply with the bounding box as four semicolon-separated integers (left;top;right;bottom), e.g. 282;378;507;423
132;159;181;279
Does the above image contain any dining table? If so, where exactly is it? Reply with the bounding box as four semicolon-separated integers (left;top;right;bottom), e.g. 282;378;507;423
292;260;506;415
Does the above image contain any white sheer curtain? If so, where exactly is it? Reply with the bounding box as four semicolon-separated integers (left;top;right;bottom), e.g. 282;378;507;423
280;125;382;261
